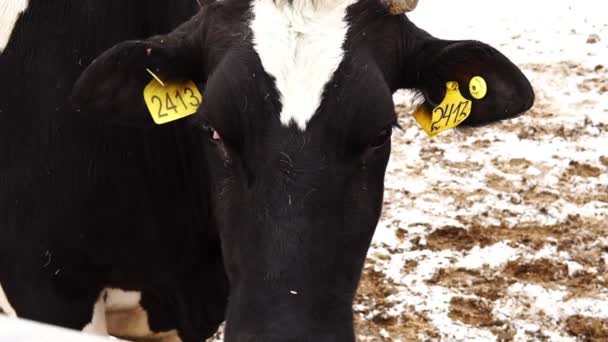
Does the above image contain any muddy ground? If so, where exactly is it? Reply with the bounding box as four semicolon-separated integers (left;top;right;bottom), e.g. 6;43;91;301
355;91;607;341
352;2;608;340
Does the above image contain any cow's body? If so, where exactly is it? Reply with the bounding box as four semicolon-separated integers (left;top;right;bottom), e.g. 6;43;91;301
0;1;227;341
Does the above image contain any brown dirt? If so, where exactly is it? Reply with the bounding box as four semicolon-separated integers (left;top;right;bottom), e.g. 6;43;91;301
355;267;440;341
565;272;608;300
429;257;607;303
448;297;496;327
493;158;532;174
445;161;484;173
565;161;603;178
492;325;517;342
396;228;408;242
565;315;608;341
448;298;519;341
424;224;568;252
356;265;398;316
355;310;441;342
499;106;606;142
485;174;517;193
427;268;512;301
425;226;479;251
421;215;608;263
403;260;419;274
503;259;569;283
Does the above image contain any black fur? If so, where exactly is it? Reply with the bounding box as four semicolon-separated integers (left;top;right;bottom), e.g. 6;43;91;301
0;1;226;341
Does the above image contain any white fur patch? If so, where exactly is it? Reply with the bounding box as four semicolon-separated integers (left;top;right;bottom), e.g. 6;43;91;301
82;291;108;335
106;308;180;342
103;288;180;341
104;289;142;311
0;0;29;53
250;0;355;129
0;282;17;317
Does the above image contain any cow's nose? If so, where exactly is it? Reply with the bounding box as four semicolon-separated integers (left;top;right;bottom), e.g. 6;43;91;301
506;89;535;119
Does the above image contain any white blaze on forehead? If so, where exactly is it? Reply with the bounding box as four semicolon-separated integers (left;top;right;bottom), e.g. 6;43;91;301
0;282;17;317
250;0;355;130
0;0;29;53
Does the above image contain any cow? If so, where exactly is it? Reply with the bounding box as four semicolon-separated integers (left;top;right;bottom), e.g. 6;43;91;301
0;1;425;341
71;0;534;341
0;1;229;341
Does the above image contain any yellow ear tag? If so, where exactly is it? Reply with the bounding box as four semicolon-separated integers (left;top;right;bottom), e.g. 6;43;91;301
412;81;472;137
143;75;203;125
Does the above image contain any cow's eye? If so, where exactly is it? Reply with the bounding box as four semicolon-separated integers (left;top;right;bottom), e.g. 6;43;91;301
369;126;393;149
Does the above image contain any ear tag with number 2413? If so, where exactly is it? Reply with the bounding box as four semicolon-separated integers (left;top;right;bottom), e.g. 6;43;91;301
143;77;203;125
413;81;473;137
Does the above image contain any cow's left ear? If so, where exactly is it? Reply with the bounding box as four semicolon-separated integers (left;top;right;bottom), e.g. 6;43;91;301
404;40;534;127
72;17;204;127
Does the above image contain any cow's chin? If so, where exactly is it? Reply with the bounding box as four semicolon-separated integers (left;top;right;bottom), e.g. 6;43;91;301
218;235;376;342
216;218;378;342
223;290;357;342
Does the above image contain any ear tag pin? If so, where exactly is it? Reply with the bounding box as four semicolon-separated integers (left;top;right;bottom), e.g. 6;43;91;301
412;81;474;137
143;70;203;125
469;76;487;100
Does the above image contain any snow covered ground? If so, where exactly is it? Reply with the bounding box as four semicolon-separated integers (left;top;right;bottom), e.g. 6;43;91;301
0;317;113;342
354;1;608;341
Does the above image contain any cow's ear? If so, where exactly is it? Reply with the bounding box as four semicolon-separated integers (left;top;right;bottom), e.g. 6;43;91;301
405;40;534;127
72;20;203;128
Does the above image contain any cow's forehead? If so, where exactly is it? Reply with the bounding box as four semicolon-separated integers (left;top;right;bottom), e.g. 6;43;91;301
0;0;29;54
250;0;357;130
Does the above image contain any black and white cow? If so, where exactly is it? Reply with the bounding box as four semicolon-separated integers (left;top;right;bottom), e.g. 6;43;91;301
1;1;426;341
71;0;534;341
0;1;228;341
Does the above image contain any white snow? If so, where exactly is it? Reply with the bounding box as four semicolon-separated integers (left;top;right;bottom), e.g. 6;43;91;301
370;0;608;340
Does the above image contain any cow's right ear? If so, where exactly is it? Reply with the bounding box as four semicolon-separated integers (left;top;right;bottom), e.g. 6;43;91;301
72;23;203;127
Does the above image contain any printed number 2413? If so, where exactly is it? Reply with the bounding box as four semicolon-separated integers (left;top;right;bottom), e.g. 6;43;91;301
143;80;203;125
151;87;201;119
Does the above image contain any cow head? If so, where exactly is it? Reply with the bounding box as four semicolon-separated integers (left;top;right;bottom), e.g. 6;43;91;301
72;0;533;340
